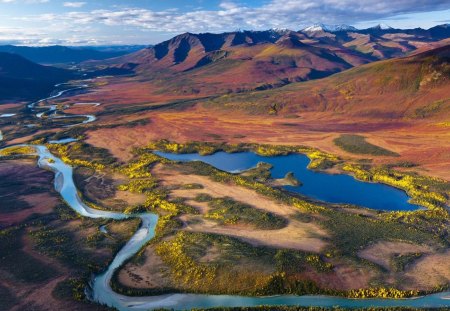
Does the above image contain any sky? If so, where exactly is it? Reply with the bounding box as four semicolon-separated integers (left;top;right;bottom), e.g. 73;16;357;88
0;0;449;46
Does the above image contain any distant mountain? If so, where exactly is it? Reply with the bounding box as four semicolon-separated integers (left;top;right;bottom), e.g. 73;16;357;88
83;45;148;54
368;23;394;30
0;45;144;64
97;30;373;95
428;24;450;40
302;24;357;33
301;23;450;59
0;52;76;101
87;24;450;95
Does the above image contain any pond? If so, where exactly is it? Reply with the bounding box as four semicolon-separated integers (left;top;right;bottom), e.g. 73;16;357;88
154;151;419;211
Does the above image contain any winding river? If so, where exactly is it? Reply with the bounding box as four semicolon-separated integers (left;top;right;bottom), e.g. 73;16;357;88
1;84;449;310
30;83;96;126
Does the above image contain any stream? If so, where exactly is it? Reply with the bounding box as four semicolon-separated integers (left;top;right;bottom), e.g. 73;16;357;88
30;83;96;126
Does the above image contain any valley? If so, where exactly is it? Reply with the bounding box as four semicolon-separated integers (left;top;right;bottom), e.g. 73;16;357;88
0;22;449;311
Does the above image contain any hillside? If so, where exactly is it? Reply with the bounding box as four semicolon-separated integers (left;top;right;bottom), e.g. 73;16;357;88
0;52;76;101
204;44;450;120
85;25;450;95
93;31;372;94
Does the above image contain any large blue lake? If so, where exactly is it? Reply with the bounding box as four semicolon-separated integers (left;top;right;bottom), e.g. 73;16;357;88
154;151;419;211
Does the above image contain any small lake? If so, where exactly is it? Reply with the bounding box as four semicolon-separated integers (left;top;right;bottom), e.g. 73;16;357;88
0;113;16;117
154;151;419;211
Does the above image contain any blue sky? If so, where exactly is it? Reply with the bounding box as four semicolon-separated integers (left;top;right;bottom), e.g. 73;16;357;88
0;0;449;46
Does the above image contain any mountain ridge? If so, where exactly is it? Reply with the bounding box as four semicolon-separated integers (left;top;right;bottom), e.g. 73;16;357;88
0;52;76;101
81;24;450;95
0;45;145;65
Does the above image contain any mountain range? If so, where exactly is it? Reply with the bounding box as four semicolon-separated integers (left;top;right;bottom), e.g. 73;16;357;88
0;45;146;65
0;52;76;101
90;24;450;95
1;24;449;101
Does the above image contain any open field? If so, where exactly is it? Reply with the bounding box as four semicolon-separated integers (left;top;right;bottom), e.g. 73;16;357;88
153;163;328;252
333;134;399;157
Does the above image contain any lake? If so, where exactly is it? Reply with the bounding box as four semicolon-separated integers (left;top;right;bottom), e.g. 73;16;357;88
154;151;419;211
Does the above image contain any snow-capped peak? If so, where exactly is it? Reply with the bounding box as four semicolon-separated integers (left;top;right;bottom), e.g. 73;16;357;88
270;28;291;35
302;23;357;33
371;23;393;30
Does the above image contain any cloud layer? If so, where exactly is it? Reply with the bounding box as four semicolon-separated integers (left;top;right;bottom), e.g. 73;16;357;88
63;2;86;8
19;0;450;32
2;0;449;45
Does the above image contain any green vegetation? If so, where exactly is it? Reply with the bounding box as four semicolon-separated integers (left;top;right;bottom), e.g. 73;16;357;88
412;98;450;119
205;197;287;230
194;193;214;202
283;172;302;186
154;231;333;296
115;152;196;238
342;163;449;211
0;156;142;307
241;162;273;182
156;232;218;290
391;253;423;272
0;145;35;157
347;287;418;299
304;150;340;170
30;224;108;272
120;140;449;299
52;278;87;302
48;142;116;170
152;231;424;299
180;183;204;190
334;134;399;156
320;211;434;256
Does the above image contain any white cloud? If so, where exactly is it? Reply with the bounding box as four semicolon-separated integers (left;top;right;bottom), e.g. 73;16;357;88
63;2;85;8
3;0;450;45
19;0;449;33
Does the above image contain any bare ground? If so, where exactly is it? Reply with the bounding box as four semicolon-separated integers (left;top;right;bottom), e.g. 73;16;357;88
358;241;433;270
404;250;450;290
118;246;172;289
153;164;328;252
